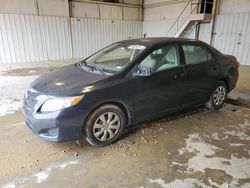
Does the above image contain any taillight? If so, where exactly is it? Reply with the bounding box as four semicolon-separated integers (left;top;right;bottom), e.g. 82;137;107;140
235;61;240;69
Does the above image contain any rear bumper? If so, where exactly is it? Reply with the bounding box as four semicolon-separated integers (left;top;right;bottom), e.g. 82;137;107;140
228;69;239;91
22;104;87;142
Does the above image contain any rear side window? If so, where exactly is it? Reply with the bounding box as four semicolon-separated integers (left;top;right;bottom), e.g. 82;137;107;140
182;44;213;65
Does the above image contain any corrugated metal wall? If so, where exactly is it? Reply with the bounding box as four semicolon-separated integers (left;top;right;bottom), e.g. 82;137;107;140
143;20;174;37
0;14;142;64
71;18;142;58
143;18;186;37
1;12;250;65
143;13;250;66
212;12;250;65
0;14;72;64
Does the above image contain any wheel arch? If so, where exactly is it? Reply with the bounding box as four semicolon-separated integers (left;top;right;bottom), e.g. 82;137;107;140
82;100;132;134
219;77;230;91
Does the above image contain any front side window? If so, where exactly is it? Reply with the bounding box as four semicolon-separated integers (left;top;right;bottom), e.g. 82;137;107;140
140;45;179;72
182;44;213;65
85;43;146;73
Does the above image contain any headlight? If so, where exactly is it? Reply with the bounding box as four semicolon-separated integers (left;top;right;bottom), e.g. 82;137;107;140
40;96;84;112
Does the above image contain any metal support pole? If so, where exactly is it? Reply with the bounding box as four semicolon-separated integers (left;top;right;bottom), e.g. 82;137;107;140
65;0;74;59
204;0;207;13
34;0;39;16
195;21;200;40
208;0;218;45
140;0;143;21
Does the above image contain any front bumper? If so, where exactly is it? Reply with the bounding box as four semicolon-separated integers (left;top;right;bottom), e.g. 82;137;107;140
22;90;87;142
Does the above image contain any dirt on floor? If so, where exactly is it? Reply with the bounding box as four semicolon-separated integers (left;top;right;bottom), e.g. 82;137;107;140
0;104;250;187
0;67;60;76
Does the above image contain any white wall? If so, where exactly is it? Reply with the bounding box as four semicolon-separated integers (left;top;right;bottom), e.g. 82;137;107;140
142;0;250;66
0;0;37;15
144;0;190;20
219;0;250;14
198;23;211;44
123;7;140;21
0;0;141;20
0;14;71;63
72;1;140;20
0;0;66;16
0;13;142;64
71;18;142;58
142;0;250;38
1;0;250;65
37;0;67;17
124;0;141;5
71;2;99;18
212;12;250;65
143;0;193;37
0;0;142;64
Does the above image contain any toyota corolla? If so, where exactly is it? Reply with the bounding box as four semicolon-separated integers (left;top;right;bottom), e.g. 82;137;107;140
22;38;239;146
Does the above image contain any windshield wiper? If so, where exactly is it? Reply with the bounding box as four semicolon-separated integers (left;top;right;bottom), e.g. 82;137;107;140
79;61;105;73
89;64;105;73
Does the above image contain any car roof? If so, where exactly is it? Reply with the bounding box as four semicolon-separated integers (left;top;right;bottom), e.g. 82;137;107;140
119;37;200;46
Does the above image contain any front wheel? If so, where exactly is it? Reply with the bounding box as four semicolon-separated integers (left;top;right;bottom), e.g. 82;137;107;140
206;81;228;110
85;104;126;147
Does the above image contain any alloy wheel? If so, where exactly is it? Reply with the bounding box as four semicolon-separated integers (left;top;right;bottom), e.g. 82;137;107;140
93;112;121;141
213;86;226;106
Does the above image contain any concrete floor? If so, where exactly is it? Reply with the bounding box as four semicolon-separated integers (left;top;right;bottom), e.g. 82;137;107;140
0;61;250;188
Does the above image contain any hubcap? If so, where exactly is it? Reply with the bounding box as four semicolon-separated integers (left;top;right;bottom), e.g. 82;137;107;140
93;112;121;141
213;86;226;106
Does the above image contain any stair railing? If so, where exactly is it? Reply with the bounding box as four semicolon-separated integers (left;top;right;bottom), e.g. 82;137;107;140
166;0;207;37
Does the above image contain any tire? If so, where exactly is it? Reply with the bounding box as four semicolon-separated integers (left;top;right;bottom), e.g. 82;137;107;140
85;104;126;147
206;80;228;110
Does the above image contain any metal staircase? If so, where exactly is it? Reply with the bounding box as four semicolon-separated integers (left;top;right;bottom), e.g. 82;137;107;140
167;0;213;38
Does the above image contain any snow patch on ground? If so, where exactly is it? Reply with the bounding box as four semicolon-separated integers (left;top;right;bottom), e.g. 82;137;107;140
34;171;50;183
210;132;220;140
149;177;250;188
60;160;79;169
230;143;244;147
178;133;220;157
174;127;250;187
2;183;16;188
0;76;38;116
148;178;236;188
223;120;250;141
223;130;250;140
2;160;79;187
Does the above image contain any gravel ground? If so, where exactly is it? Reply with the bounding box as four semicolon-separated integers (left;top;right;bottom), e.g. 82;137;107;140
0;104;249;188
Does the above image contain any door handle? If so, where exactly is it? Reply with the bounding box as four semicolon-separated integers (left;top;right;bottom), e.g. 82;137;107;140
212;65;218;70
174;73;185;79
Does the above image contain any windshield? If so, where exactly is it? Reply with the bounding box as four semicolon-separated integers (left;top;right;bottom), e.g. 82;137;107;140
84;43;146;73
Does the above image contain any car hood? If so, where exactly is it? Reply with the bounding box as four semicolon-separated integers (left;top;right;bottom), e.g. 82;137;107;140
30;64;109;96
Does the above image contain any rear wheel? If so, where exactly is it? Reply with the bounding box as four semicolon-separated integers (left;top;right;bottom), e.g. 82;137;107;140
85;104;125;147
206;81;228;110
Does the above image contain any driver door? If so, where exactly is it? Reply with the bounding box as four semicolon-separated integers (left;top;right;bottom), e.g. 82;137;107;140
132;44;187;122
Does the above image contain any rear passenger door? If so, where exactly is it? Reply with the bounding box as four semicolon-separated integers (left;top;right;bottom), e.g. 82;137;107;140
181;43;219;104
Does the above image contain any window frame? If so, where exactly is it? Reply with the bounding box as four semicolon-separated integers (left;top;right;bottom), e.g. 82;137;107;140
180;42;216;66
138;43;182;74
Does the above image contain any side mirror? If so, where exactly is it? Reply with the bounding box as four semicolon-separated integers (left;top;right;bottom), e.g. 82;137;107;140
135;65;152;76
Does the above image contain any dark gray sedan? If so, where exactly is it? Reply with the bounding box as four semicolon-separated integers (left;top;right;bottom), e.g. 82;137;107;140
22;38;239;146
